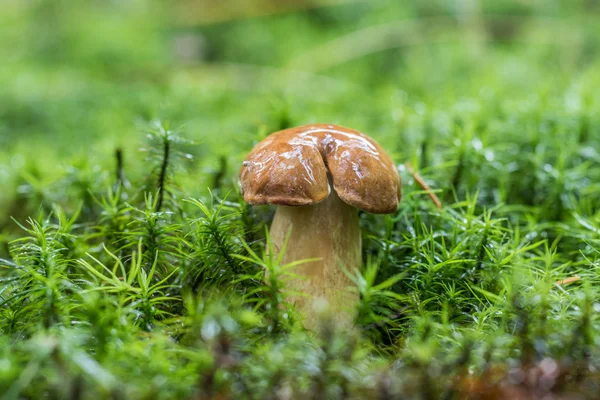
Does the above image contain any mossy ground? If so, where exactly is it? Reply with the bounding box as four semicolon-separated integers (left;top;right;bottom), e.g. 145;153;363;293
1;1;600;399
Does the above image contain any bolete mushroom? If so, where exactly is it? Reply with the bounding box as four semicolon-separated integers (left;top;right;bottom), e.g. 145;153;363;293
240;124;400;327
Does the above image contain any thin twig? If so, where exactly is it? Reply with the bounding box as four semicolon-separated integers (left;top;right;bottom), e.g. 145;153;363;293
115;149;124;186
156;138;170;212
555;276;581;285
405;161;442;209
113;148;127;193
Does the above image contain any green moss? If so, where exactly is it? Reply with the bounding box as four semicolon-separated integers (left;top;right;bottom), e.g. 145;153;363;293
2;1;600;398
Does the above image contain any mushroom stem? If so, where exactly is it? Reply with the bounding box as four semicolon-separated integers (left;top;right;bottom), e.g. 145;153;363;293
270;189;361;328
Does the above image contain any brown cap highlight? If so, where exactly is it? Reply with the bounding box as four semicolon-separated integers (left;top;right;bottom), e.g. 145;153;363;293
240;124;400;214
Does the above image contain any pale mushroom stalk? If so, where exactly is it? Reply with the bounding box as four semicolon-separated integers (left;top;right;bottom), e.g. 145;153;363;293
269;186;361;328
240;124;400;328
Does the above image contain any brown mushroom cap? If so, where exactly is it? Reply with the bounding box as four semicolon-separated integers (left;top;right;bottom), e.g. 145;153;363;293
240;124;401;214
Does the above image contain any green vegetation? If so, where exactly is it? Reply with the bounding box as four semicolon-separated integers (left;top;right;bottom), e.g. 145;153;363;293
2;1;600;398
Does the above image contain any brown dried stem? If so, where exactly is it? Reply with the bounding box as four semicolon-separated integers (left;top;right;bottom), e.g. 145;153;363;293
405;161;442;209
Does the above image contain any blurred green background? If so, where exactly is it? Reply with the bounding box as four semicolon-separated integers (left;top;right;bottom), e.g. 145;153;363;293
1;0;599;229
4;3;600;397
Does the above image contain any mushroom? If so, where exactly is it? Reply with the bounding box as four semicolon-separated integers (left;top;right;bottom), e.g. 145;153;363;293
240;124;400;327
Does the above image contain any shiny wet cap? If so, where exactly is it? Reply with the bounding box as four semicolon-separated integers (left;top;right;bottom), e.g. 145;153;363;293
240;124;400;214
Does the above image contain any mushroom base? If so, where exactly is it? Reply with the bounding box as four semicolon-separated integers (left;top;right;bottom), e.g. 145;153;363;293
269;190;361;329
